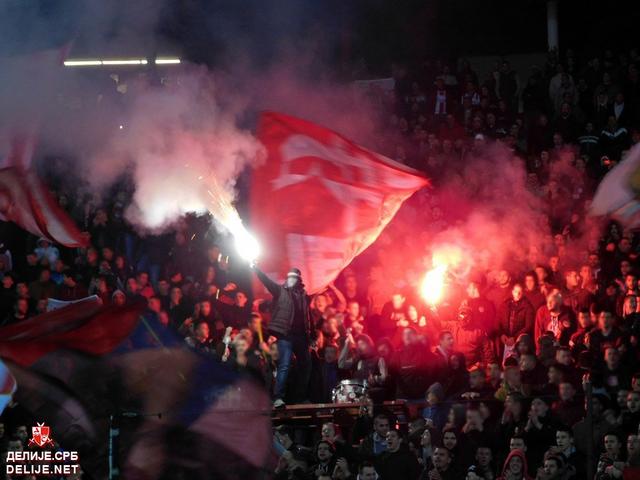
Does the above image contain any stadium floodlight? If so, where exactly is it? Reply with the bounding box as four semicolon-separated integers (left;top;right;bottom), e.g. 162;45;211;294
63;60;102;66
155;58;181;65
63;57;181;67
101;59;148;65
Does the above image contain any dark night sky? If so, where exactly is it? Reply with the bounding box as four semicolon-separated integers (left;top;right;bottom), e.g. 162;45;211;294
1;0;638;73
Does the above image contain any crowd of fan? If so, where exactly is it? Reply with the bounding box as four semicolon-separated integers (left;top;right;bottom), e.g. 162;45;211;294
0;46;639;479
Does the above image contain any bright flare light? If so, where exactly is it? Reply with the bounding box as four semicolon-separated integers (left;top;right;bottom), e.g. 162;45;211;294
421;264;447;305
205;187;261;263
233;225;262;263
419;244;465;306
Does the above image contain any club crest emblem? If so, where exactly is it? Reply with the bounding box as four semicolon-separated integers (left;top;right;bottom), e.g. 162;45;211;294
28;422;54;448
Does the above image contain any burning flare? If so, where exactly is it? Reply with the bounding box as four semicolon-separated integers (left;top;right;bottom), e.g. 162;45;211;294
421;264;447;305
420;244;465;306
205;184;261;263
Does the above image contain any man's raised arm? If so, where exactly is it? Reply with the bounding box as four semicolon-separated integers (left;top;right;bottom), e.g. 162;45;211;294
252;265;281;297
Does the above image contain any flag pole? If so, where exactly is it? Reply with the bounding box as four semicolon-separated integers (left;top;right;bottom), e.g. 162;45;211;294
108;414;120;479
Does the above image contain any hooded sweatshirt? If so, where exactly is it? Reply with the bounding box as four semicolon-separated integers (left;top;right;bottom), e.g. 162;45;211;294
498;449;532;480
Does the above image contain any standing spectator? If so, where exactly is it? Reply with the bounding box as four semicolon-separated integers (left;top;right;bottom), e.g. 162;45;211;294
393;327;435;400
34;238;60;265
588;310;624;355
497;449;532;480
499;284;536;359
534;292;575;345
553;426;586;479
375;430;420;480
359;414;391;461
486;270;513;311
253;266;313;407
423;382;448;430
551;382;583;427
420;446;457;480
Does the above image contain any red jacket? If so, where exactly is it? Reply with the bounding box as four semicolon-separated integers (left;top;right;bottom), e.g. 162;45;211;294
534;306;575;345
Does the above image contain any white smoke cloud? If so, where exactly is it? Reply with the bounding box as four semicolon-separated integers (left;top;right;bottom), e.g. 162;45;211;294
88;71;263;232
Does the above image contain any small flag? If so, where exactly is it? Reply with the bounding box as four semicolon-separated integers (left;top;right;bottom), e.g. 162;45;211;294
0;359;17;415
592;144;640;227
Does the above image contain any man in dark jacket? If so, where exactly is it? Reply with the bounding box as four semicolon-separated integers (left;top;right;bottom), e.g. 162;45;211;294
375;430;420;480
393;327;436;400
420;446;458;480
253;266;312;407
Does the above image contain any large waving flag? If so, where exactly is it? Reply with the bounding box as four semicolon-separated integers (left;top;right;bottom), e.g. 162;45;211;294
0;298;271;479
0;132;36;169
0;44;85;246
252;112;429;293
592;144;640;227
0;166;88;247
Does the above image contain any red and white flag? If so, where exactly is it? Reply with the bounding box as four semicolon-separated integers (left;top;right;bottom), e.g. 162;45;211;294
251;112;429;293
592;144;640;227
0;133;36;169
0;166;88;247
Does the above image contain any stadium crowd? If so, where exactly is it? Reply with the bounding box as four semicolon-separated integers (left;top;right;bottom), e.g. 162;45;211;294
1;46;640;479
